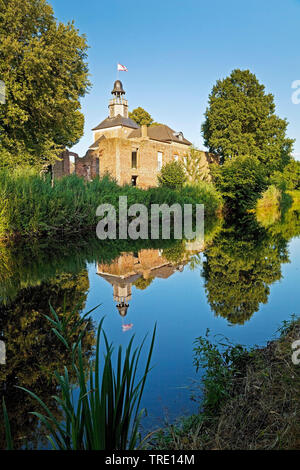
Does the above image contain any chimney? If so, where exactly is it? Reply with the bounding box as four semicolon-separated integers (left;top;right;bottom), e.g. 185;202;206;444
141;125;147;138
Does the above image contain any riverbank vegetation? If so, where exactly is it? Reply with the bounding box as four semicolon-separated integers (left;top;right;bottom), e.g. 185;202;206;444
2;306;156;450
150;316;300;450
0;168;222;241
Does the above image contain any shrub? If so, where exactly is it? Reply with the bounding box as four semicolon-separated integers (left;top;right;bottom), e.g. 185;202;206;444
211;156;268;212
270;159;300;191
158;161;186;190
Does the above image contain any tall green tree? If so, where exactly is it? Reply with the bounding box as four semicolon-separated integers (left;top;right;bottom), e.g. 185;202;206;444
129;107;154;126
202;69;294;173
0;0;90;168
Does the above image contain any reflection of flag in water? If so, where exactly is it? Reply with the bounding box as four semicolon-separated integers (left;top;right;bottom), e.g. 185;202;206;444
0;81;5;104
122;323;133;332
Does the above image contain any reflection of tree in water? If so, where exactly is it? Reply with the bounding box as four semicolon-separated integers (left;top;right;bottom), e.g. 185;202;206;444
0;271;96;449
202;212;299;325
133;276;154;291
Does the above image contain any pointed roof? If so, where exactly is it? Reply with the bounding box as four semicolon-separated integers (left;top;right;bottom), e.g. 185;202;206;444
128;124;191;146
92;114;139;131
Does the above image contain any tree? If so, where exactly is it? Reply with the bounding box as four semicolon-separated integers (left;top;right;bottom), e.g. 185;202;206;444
183;146;211;183
202;69;294;173
202;215;289;324
158;160;186;190
0;0;90;168
129;107;154;126
271;158;300;190
211;155;268;212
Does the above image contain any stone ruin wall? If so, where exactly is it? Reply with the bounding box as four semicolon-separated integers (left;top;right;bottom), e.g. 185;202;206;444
53;149;99;181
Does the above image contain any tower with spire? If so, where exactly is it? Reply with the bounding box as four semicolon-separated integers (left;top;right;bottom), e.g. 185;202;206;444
109;80;128;118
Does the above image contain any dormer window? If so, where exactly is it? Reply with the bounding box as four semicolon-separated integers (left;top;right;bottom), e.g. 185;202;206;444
174;131;184;141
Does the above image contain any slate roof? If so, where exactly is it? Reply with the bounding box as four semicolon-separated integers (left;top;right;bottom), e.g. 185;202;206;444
92;114;140;131
128;124;191;146
89;134;106;150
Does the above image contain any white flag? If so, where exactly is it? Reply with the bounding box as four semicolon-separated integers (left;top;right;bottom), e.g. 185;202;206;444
117;63;128;72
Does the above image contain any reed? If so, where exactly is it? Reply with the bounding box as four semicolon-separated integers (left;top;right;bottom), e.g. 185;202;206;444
0;169;222;240
3;305;156;450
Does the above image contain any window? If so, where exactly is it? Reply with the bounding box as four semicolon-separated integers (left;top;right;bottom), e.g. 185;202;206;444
131;151;137;169
131;175;138;187
174;155;179;162
157;152;163;171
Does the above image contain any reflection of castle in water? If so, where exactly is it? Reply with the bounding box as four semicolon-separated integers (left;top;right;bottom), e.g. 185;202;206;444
97;249;186;317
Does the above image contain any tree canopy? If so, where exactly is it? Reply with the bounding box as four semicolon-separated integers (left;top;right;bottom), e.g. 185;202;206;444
129;107;154;126
0;0;90;168
202;69;294;173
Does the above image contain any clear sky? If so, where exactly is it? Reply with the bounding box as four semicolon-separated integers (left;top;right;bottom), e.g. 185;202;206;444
51;0;300;159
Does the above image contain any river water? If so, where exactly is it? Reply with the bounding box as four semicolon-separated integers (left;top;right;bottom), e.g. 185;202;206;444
0;207;299;448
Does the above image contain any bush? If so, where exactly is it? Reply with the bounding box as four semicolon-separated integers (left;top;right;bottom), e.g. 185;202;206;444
158;161;186;190
211;156;268;212
270;159;300;191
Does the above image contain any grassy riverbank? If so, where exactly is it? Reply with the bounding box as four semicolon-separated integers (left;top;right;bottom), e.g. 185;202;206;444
150;316;300;450
0;169;222;241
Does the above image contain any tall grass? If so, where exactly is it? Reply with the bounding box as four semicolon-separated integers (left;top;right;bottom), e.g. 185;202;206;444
3;306;156;450
0;169;222;240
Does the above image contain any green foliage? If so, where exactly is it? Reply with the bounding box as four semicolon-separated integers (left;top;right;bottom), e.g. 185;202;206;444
0;169;222;240
152;316;300;451
183;146;211;183
211;155;268;212
202;69;294;173
133;276;154;291
162;241;186;264
0;0;90;168
193;334;249;413
202;211;300;325
15;313;156;450
129;107;154;126
158;161;187;190
256;185;282;210
270;159;300;191
0;271;96;449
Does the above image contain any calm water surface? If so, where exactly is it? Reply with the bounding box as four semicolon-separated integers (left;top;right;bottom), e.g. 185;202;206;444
0;208;299;448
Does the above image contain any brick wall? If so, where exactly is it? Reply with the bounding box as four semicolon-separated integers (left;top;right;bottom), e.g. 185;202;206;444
53;136;216;188
75;150;99;180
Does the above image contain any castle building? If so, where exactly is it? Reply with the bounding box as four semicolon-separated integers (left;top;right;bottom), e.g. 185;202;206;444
85;80;192;188
54;80;216;186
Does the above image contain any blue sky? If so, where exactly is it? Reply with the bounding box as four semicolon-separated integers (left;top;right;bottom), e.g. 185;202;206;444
51;0;300;159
